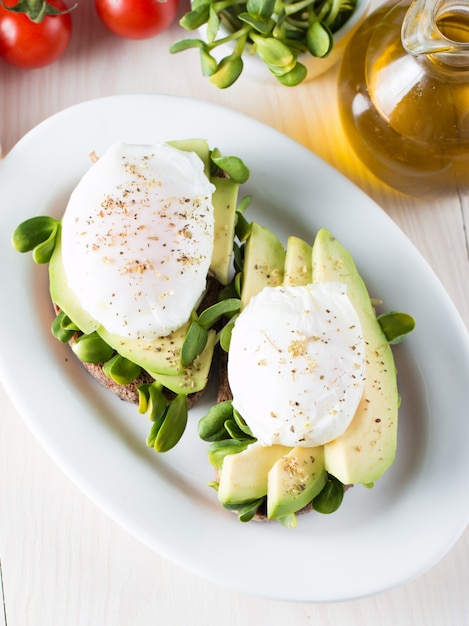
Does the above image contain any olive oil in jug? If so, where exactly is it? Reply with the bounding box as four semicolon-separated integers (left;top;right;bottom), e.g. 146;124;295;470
338;0;469;196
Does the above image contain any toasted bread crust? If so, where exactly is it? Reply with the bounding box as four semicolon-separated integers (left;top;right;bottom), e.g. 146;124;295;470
79;360;208;407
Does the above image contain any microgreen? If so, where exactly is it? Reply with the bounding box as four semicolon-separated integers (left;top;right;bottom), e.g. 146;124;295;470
277;513;298;528
51;311;78;343
237;497;266;522
139;385;190;452
182;298;242;366
11;215;60;264
207;438;252;467
312;474;344;513
378;311;416;344
153;394;189;453
181;321;209;367
71;331;115;364
198;399;235;441
219;318;235;351
138;382;167;420
169;0;357;87
102;354;142;385
210;148;250;183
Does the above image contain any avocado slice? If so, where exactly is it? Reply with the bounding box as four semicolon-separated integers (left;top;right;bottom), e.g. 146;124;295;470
167;138;211;177
149;329;217;394
240;222;285;308
283;235;313;286
210;176;239;286
267;446;327;520
96;323;189;376
49;232;100;335
312;228;399;485
218;442;291;505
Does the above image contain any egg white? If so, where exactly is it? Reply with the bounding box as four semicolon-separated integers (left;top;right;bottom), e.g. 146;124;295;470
228;283;366;447
61;142;215;340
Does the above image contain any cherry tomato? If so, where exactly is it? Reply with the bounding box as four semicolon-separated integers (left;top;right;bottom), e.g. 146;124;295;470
95;0;178;40
0;0;73;69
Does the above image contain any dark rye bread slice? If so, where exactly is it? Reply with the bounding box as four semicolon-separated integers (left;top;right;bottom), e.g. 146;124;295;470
55;274;223;408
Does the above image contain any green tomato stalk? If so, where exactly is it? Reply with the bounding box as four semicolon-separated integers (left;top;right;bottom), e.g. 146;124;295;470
0;0;76;23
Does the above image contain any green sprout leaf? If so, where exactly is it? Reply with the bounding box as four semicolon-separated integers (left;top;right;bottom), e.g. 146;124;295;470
146;413;166;447
246;0;275;20
51;311;77;343
198;400;234;441
274;61;307;85
235;210;251;241
238;12;272;34
138;382;167;422
306;20;333;58
209;54;244;89
197;298;241;329
145;387;169;447
153;394;189;452
12;216;60;264
207;6;221;41
251;33;294;67
179;5;210;30
224;418;250;440
232;408;255;437
207;438;252;468
102;354;142;385
71;332;115;364
236;194;252;215
200;47;219;76
181;321;209;367
211;148;250;183
169;38;206;53
238;497;265;522
378;311;416;344
277;512;298;528
312;475;344;514
219;321;235;352
137;383;152;414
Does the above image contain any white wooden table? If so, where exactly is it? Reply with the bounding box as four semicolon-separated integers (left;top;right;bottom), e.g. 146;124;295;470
1;1;468;624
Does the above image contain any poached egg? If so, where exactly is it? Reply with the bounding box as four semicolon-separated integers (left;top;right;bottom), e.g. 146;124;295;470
61;142;215;340
228;282;366;447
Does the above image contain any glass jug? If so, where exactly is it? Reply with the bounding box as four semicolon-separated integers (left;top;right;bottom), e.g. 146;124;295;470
338;0;469;196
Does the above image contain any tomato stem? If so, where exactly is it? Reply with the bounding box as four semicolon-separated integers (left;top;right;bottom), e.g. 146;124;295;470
0;0;77;23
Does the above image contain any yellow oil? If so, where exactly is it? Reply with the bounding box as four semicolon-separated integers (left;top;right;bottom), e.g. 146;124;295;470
438;11;469;41
338;1;469;196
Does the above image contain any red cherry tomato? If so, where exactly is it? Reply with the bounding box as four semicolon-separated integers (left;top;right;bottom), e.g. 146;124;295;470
94;0;178;40
0;0;73;69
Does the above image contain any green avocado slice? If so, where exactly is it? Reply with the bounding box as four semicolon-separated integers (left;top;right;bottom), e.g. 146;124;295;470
218;443;292;505
312;228;399;485
267;446;327;520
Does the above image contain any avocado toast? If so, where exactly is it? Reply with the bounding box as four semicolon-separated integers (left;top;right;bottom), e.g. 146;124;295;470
198;225;414;526
12;138;249;452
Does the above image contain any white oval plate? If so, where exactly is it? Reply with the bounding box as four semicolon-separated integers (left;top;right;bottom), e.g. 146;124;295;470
1;95;468;603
